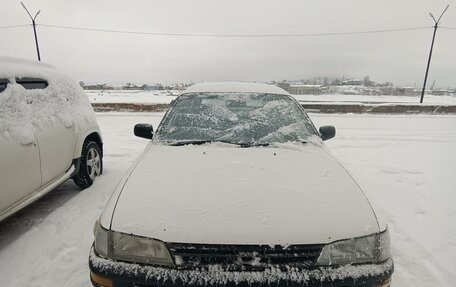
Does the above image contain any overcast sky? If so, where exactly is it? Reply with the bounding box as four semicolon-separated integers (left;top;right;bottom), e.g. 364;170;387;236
1;0;455;87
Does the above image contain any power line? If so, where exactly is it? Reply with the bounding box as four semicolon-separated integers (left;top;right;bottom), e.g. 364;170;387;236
0;23;433;36
0;24;30;29
441;26;456;30
36;24;432;37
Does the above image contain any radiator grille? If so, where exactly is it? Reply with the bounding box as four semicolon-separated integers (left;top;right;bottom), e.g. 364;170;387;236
167;242;324;271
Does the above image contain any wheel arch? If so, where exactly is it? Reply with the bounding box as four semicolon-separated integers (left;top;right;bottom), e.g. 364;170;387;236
85;132;103;157
73;127;103;160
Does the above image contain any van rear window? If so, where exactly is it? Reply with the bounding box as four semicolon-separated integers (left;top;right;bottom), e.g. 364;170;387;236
0;79;8;93
16;77;49;90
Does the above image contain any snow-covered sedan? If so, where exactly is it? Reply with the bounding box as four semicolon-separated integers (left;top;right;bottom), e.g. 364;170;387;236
0;57;103;221
90;82;393;287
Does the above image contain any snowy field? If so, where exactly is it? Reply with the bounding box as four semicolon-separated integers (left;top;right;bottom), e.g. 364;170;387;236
86;90;456;106
0;112;455;286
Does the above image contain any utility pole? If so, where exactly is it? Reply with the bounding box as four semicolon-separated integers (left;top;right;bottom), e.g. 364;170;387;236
420;5;449;103
20;2;41;61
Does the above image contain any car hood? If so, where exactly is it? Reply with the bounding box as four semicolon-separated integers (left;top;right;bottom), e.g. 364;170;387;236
109;142;379;245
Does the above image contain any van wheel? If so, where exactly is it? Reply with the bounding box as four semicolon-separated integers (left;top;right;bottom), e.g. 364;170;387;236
73;140;103;189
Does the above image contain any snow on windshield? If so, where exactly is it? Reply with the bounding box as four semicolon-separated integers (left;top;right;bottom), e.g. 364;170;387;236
0;57;96;143
156;93;316;144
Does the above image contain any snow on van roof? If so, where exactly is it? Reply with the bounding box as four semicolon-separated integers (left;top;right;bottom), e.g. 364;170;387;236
0;57;96;144
0;56;57;78
182;82;289;95
0;56;56;67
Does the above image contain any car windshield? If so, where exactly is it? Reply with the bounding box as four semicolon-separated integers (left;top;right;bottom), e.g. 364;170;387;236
155;92;316;146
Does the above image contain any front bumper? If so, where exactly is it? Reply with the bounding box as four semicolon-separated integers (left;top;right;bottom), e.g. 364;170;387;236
89;247;393;287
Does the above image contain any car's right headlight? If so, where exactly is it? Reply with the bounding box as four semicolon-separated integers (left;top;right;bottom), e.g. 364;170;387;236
316;228;391;266
93;220;173;266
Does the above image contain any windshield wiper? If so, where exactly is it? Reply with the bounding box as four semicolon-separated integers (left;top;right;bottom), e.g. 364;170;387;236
169;140;270;147
169;139;239;146
236;142;270;147
169;140;214;146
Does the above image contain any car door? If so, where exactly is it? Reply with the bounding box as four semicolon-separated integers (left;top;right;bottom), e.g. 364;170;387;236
16;77;78;186
35;122;77;185
0;79;41;213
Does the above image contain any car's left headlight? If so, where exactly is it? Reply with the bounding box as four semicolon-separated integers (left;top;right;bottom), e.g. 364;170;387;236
316;228;391;266
94;220;174;266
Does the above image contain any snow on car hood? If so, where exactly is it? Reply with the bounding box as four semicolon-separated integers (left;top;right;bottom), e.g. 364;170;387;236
110;142;379;245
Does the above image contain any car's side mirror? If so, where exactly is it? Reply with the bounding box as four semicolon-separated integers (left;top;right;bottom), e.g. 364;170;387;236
134;123;154;139
319;125;336;141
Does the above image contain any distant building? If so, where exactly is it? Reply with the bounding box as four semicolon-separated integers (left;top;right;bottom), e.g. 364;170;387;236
145;83;163;91
123;84;144;90
276;82;291;92
288;84;322;95
432;89;449;96
395;86;417;96
164;83;189;91
84;84;113;90
345;79;363;86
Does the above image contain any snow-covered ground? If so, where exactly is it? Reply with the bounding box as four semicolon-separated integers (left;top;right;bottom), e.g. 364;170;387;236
87;90;177;104
0;112;455;286
295;94;456;105
86;89;456;105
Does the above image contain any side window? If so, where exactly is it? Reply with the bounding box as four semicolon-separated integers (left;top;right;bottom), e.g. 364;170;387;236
16;77;49;90
0;79;8;93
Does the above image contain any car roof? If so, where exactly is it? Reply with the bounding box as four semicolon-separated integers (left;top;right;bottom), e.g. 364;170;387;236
181;82;290;95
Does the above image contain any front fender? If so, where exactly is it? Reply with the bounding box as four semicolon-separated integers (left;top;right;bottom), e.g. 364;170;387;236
100;143;151;229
